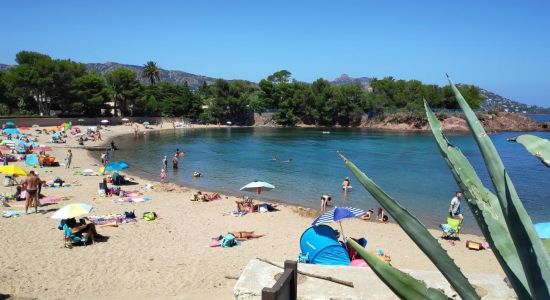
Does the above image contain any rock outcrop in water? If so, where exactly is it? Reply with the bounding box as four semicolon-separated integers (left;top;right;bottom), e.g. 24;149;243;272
254;111;548;132
360;111;546;132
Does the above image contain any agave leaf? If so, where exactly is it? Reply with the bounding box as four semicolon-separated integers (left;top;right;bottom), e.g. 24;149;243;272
424;100;531;298
448;75;550;298
509;134;550;167
338;153;479;300
544;239;550;254
347;238;450;300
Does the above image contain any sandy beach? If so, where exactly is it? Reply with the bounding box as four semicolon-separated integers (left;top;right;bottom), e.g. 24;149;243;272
0;124;507;299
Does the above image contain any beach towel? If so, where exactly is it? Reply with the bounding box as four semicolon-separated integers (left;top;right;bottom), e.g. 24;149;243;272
122;190;143;197
88;214;137;225
231;211;247;217
3;210;25;218
39;197;63;205
113;197;151;203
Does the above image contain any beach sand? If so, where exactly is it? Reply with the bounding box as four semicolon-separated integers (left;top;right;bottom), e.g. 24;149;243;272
0;124;506;299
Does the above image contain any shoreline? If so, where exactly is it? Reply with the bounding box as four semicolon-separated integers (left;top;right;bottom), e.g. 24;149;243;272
1;123;507;299
90;125;487;235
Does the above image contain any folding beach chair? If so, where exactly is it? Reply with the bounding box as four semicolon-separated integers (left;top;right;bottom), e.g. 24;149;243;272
62;224;89;248
440;217;461;239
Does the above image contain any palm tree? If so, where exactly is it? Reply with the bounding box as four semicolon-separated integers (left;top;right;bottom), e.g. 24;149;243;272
142;61;161;84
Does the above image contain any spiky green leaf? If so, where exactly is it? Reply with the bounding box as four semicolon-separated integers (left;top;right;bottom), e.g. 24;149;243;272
338;152;479;300
510;134;550;167
424;100;531;298
448;75;550;298
348;238;450;300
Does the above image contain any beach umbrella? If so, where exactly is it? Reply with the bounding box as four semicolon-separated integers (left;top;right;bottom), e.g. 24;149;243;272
240;181;275;198
101;120;109;124
25;154;40;167
50;203;93;219
226;121;232;125
5;121;15;128
105;161;129;171
312;207;366;241
0;146;10;151
2;128;20;135
0;165;28;177
19;126;30;131
51;132;60;138
142;121;150;125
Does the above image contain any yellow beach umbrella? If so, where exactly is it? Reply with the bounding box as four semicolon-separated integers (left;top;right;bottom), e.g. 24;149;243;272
50;203;93;219
0;165;28;177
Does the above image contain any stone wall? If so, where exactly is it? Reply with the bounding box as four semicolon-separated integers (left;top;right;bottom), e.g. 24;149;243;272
0;117;190;127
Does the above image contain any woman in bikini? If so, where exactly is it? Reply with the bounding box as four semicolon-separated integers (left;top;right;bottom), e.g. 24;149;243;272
228;231;264;241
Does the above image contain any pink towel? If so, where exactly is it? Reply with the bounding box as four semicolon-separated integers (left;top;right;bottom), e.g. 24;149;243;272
40;197;63;205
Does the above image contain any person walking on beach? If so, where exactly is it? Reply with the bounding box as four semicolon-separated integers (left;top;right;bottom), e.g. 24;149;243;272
24;171;42;214
162;156;168;170
172;155;178;169
65;150;72;169
449;191;463;224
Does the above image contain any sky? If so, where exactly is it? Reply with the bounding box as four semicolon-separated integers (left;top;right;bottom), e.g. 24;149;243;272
1;0;549;106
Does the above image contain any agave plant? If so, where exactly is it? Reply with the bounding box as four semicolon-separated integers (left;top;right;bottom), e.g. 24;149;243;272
344;75;550;299
509;134;550;167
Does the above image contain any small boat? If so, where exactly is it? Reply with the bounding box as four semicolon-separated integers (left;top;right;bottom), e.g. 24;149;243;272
322;131;331;134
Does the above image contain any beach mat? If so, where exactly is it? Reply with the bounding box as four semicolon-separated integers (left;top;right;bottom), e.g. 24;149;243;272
113;197;151;203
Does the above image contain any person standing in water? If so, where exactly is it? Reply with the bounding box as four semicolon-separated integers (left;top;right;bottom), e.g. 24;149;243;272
342;177;351;191
172;155;178;169
162;156;168;170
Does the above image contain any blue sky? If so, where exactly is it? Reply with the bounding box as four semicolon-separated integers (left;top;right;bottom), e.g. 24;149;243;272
1;1;549;106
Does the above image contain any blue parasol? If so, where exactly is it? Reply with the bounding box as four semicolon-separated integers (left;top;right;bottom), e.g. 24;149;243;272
3;128;20;135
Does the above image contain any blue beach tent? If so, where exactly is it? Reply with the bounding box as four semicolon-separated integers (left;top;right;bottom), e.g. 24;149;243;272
535;222;550;239
299;225;350;266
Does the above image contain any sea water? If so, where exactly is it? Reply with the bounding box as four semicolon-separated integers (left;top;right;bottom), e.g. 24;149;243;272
108;127;550;233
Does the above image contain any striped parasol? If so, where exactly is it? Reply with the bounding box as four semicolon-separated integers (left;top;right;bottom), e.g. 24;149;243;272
312;207;366;243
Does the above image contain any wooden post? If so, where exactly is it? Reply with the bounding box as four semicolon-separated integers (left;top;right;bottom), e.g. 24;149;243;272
285;260;298;300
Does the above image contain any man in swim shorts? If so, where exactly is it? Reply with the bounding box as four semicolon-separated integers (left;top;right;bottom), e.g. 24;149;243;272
24;171;42;214
449;191;463;223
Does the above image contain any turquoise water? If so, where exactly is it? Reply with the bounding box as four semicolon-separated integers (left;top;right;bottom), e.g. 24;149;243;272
109;128;550;233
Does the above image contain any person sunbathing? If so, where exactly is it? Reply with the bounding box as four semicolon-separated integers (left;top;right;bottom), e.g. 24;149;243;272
360;209;374;221
218;231;264;241
65;217;105;243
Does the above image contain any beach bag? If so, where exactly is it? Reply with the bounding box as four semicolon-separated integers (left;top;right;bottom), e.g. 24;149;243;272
259;204;268;213
221;234;237;248
143;212;157;221
124;210;136;219
466;240;481;250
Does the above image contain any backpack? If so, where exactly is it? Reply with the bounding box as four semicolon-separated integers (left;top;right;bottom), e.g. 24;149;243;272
143;212;157;221
221;234;238;248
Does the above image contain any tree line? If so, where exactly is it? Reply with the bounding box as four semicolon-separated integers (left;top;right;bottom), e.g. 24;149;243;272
0;51;484;126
